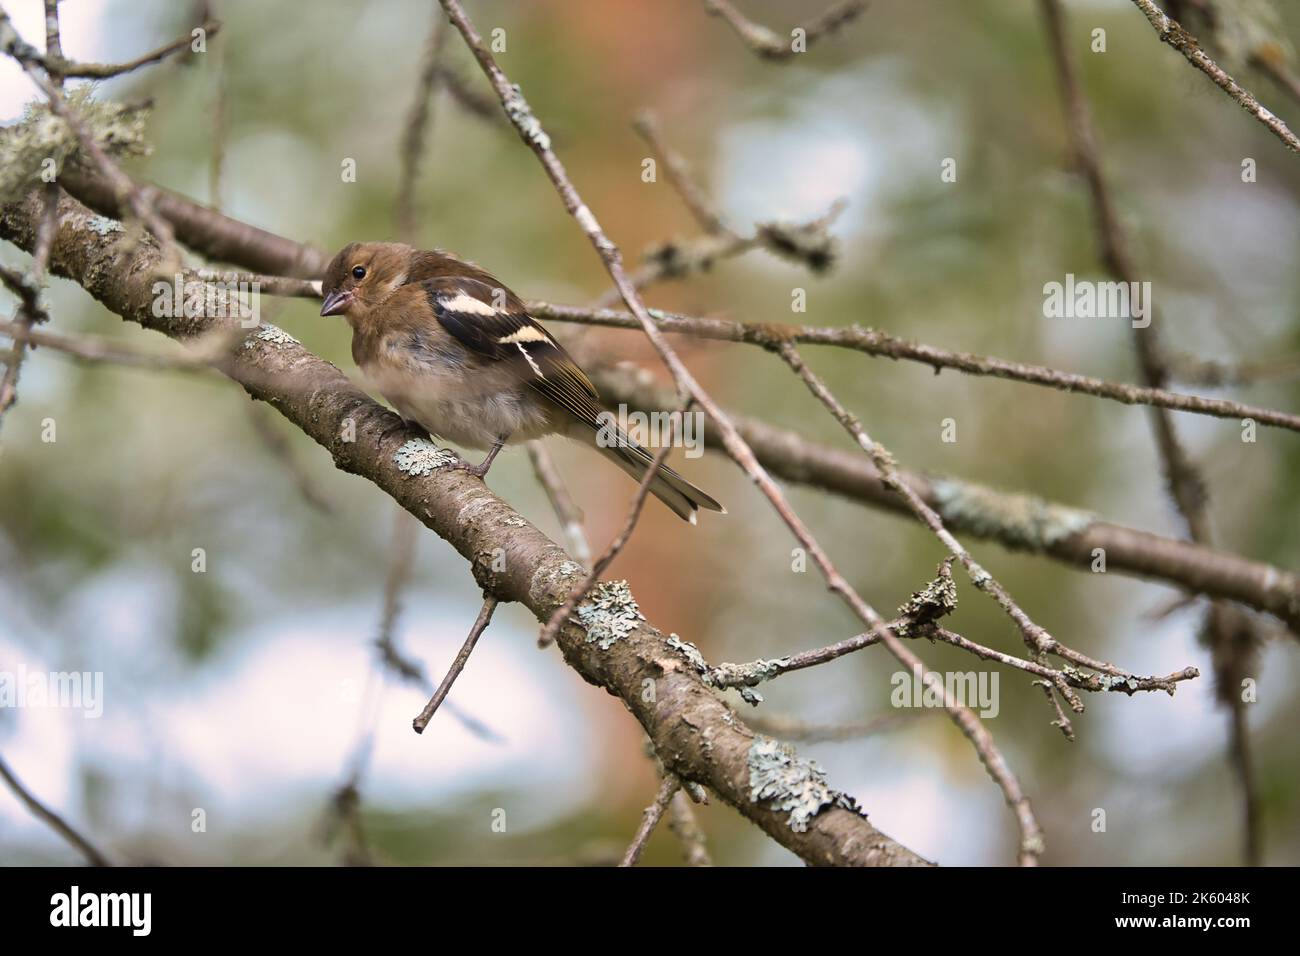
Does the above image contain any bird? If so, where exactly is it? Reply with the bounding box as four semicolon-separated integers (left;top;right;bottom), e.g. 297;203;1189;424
318;241;724;523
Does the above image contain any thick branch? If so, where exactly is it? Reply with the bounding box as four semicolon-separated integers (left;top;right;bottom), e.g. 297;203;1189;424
0;191;928;867
51;166;1300;628
594;366;1300;631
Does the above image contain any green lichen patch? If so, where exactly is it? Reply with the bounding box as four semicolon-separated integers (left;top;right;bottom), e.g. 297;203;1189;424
503;84;550;151
666;636;785;705
896;559;958;634
708;659;789;706
576;580;644;650
748;736;860;833
755;217;838;274
0;88;151;203
529;560;585;610
244;324;298;349
1061;664;1143;695
84;214;122;236
393;438;457;477
931;479;1095;551
667;634;709;674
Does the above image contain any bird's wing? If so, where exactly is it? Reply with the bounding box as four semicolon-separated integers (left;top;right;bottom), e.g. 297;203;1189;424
420;275;604;429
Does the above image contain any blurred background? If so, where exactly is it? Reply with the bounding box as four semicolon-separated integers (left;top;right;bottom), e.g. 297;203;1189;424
1;0;1298;866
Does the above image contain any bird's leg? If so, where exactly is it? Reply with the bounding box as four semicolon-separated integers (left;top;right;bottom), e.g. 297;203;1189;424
453;435;507;478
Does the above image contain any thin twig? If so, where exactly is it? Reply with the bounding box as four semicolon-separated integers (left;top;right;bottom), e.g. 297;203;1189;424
1204;601;1264;865
590;357;1300;631
207;2;227;212
619;773;681;867
2;191;928;866
13;157;1295;621
434;64;504;120
0;754;111;866
1045;0;1263;862
1227;696;1260;864
1127;0;1300;154
589;201;841;308
0;11;221;79
412;594;499;734
439;0;1044;864
537;406;683;648
633;111;733;236
0;317;237;373
323;664;383;867
592;231;755;308
42;0;62;72
0;9;180;259
0;190;58;437
396;9;448;244
777;343;1056;662
34;0;64;413
327;509;413;868
377;507;419;658
773;344;1191;739
1167;350;1300;386
532;301;1300;434
373;509;504;743
710;613;1196;705
745;711;918;743
1165;0;1300;110
667;790;712;866
191;269;321;299
1252;53;1300;109
246;402;334;514
526;441;592;565
702;0;867;61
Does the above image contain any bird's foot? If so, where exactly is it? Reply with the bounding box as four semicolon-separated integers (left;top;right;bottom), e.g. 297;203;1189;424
445;437;506;480
445;457;494;479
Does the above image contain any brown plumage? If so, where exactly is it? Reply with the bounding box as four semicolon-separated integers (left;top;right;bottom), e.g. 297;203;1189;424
319;242;724;523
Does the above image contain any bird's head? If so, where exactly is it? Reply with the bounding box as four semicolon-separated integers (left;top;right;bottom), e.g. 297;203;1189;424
319;241;414;323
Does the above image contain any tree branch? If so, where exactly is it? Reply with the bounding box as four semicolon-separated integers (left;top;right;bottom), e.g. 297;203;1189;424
0;753;111;866
437;0;1041;864
0;191;929;867
530;301;1300;435
702;0;867;61
49;155;1300;628
593;365;1300;630
1128;0;1300;154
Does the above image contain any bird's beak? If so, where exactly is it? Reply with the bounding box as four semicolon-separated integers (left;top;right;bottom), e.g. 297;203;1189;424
319;289;354;317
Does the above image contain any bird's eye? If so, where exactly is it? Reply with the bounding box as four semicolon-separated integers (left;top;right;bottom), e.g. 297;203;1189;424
351;265;366;280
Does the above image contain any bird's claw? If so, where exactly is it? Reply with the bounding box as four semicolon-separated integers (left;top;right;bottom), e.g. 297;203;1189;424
444;458;492;479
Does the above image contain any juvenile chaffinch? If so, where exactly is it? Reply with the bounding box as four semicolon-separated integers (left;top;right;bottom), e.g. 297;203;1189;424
319;242;724;523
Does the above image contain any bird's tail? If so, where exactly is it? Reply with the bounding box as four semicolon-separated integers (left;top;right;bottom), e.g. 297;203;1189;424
571;422;724;524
